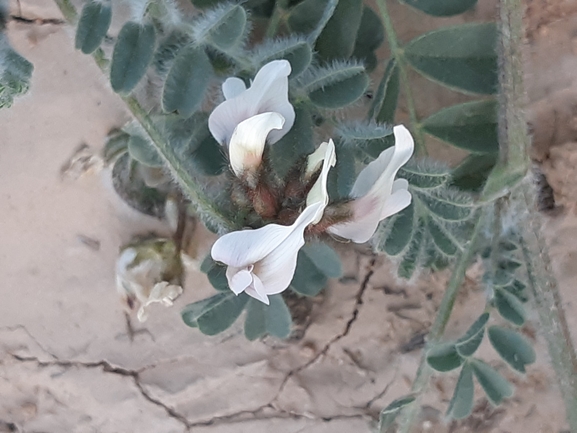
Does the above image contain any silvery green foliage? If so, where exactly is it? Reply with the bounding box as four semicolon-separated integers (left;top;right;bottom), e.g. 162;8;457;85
372;159;475;279
0;34;33;109
72;0;503;347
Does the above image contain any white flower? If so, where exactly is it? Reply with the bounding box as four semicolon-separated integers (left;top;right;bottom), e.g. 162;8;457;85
116;241;183;322
208;60;295;182
328;125;414;243
211;141;335;304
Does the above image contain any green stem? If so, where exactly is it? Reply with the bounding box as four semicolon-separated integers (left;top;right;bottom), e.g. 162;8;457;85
396;209;486;433
374;0;426;155
53;0;234;231
265;0;288;40
518;180;577;431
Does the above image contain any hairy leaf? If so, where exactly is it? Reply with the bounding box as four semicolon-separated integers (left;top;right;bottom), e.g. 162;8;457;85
471;358;513;405
75;1;112;54
400;0;477;17
404;23;497;94
423;99;498;153
315;0;363;61
110;21;156;94
447;362;474;419
488;326;535;373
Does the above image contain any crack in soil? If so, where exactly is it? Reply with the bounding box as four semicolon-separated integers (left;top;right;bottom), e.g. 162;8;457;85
8;354;191;431
271;256;378;404
9;15;64;25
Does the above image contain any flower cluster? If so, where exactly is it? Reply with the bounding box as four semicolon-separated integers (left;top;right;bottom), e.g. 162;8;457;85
208;60;414;305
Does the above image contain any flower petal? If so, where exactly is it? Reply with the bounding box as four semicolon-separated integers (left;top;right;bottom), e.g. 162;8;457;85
380;179;411;220
245;275;270;304
228;112;285;178
350;125;414;199
228;267;253;295
327;194;383;243
208;60;294;146
254;201;324;295
306;140;336;224
222;77;246;100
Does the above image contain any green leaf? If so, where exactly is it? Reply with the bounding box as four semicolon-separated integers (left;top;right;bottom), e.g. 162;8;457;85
427;343;464;372
153;30;193;74
268;105;315;180
488;326;536;373
75;1;112;54
190;0;226;7
417;189;473;221
396;229;425;276
352;6;385;72
327;144;356;201
290;251;328;297
302;242;342;278
300;62;369;109
494;288;526;326
244;295;293;340
287;0;338;41
399;162;450;189
200;254;230;291
110;21;156;94
128;134;163;168
0;44;33;109
455;312;489;357
182;292;249;335
337;121;393;161
422;100;498;153
369;58;400;124
162;46;213;117
111;154;166;218
289;243;341;297
471;358;513;405
502;279;528;303
451;153;497;192
167;112;227;176
382;202;415;256
427;217;460;256
315;0;363;62
194;4;248;52
378;395;416;432
404;23;498;94
447;362;474;419
400;0;477;17
102;130;129;164
252;37;312;78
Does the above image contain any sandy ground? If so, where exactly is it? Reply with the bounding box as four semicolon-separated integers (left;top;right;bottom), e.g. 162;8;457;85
0;0;576;432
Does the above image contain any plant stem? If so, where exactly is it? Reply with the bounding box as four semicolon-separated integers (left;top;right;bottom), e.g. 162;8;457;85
265;0;288;40
53;0;234;231
518;179;577;431
374;0;426;155
396;209;486;433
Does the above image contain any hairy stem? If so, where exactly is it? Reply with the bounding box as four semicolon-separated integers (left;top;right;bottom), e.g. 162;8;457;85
53;0;234;231
374;0;426;155
396;209;486;433
518;179;577;430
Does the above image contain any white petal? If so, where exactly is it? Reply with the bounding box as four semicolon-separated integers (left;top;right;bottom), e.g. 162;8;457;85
306;140;336;224
245;275;270;304
350;125;414;199
228;112;285;178
213;201;324;268
304;141;328;180
255;202;324;294
208;60;294;145
228;267;253;295
137;282;183;322
222;77;246;100
327;194;383;243
380;179;411;220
